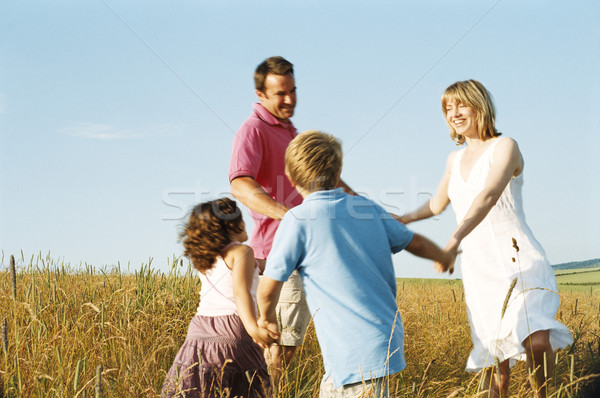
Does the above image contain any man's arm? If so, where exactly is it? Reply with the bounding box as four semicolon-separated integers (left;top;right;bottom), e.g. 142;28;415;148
336;178;358;196
230;176;289;221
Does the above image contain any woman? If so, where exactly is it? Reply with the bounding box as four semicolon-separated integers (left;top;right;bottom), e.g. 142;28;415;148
400;80;572;397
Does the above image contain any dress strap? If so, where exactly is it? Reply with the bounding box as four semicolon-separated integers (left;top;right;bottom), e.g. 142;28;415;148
488;137;508;164
221;241;241;253
221;241;260;270
218;241;241;271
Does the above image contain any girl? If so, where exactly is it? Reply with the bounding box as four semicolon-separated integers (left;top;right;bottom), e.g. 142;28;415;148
161;198;275;397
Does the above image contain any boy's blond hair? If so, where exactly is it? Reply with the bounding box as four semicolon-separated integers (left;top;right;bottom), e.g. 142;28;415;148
285;130;342;192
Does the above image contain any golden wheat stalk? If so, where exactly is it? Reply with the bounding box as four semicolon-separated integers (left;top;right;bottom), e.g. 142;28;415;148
1;318;7;355
501;277;518;319
511;238;520;252
10;255;17;300
95;364;103;398
73;359;82;394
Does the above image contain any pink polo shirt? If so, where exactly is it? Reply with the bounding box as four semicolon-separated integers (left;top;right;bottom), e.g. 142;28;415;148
229;103;303;259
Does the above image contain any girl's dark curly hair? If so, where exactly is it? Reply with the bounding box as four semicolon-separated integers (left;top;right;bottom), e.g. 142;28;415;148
180;198;244;273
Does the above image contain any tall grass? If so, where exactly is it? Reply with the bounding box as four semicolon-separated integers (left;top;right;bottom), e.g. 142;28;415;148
0;254;598;397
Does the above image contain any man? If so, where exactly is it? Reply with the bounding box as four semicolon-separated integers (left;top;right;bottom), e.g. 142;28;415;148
228;56;353;384
228;56;306;385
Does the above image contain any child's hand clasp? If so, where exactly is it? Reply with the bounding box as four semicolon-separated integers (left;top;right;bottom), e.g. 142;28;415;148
253;318;280;348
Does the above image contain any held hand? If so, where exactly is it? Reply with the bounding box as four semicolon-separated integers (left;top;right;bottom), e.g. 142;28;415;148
252;326;280;349
258;317;280;340
392;213;410;225
434;239;460;275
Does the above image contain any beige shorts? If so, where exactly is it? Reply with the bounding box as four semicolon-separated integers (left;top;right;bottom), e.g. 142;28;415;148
276;270;311;346
319;375;390;398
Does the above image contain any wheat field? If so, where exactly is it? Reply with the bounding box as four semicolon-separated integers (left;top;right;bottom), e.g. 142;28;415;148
1;253;598;397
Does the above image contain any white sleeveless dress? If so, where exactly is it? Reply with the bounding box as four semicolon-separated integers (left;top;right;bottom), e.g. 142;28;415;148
447;137;573;371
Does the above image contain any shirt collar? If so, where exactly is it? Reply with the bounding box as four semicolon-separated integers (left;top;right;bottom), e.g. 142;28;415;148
253;103;294;129
304;187;345;202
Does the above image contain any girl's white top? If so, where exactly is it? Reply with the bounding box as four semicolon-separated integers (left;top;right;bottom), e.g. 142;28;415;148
195;244;259;317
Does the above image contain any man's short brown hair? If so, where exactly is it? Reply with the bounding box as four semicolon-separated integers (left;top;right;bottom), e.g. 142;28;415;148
254;56;294;92
285;130;342;192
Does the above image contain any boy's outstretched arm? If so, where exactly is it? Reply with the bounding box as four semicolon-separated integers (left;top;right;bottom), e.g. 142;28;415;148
405;233;458;274
257;276;284;338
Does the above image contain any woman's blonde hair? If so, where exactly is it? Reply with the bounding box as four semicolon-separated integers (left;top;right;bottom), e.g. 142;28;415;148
441;79;501;145
285;130;342;192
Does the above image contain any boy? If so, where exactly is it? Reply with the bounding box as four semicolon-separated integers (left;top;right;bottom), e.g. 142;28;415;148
257;130;456;397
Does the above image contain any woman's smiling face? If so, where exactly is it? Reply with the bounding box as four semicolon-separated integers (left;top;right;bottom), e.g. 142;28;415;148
445;100;478;138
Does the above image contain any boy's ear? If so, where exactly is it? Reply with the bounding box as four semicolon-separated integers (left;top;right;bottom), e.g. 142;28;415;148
285;171;297;188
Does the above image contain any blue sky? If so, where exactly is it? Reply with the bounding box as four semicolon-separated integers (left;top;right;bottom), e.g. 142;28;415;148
1;0;598;278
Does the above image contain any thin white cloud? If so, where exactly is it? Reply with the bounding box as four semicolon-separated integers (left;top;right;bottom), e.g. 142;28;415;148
59;122;142;140
148;122;187;137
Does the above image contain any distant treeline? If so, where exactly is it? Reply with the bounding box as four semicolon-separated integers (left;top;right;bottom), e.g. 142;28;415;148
552;258;600;271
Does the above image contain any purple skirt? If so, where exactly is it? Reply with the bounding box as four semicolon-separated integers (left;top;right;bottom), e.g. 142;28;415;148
161;314;270;398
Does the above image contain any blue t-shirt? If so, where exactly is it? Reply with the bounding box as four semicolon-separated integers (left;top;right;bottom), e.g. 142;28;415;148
264;188;414;388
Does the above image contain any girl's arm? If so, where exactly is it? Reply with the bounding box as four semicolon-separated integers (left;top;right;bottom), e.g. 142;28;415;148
445;138;523;252
229;244;278;347
397;151;455;224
